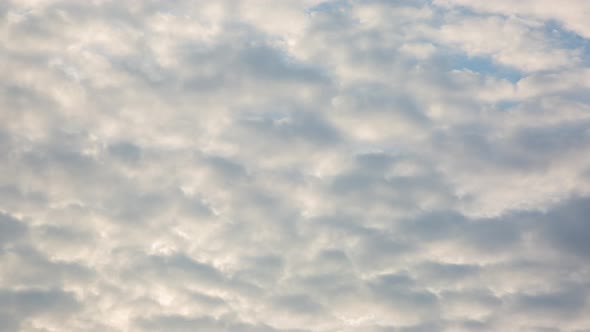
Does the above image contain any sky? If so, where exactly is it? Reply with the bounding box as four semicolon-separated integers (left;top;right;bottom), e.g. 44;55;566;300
1;0;590;331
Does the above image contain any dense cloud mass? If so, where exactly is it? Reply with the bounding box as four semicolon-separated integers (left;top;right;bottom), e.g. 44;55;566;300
1;0;590;331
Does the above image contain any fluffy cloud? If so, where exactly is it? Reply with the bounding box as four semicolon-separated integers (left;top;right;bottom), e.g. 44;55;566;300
1;0;589;331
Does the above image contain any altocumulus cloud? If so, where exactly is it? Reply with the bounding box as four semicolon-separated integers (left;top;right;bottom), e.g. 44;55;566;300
1;0;590;331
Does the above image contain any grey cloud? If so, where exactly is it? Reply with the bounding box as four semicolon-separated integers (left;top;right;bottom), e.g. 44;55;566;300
0;313;19;332
189;290;227;308
234;254;284;286
0;288;80;330
0;186;47;217
536;196;590;259
149;253;225;283
0;246;91;288
0;288;79;315
437;120;590;173
378;322;444;332
416;261;481;282
513;121;590;159
400;211;522;252
235;110;341;146
136;314;230;332
241;45;329;83
137;314;309;332
272;294;325;315
0;213;27;245
136;253;263;299
367;273;439;319
508;286;588;319
200;153;249;180
440;289;502;309
177;28;330;95
107;141;142;163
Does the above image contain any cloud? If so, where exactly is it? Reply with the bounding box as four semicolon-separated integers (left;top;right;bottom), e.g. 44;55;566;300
435;15;580;72
433;0;590;39
1;0;589;331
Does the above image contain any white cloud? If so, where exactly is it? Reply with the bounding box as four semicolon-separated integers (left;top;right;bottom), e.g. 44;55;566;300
1;0;590;331
436;15;580;72
434;0;590;39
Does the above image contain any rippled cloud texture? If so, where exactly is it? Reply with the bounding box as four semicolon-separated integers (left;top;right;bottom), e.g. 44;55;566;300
2;0;590;331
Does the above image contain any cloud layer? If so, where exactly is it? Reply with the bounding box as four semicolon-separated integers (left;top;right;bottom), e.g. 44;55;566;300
1;0;590;331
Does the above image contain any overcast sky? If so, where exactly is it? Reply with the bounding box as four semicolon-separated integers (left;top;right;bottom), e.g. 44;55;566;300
1;0;590;331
